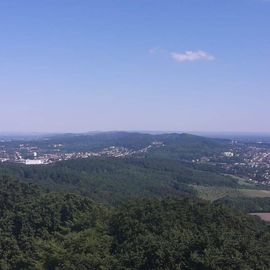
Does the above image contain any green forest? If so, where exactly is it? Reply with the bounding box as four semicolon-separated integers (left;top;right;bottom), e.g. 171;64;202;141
0;179;270;270
1;154;270;269
1;157;269;210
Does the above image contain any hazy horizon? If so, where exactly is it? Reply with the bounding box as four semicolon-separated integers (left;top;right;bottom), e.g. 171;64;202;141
1;0;270;132
1;130;270;136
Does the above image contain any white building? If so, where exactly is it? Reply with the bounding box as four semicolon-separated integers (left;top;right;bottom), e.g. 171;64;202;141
25;159;44;165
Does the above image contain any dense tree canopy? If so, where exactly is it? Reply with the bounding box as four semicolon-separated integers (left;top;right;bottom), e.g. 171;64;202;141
0;179;269;269
0;158;242;205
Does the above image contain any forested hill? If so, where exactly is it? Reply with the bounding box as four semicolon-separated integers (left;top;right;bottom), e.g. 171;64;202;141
0;179;270;270
41;131;228;151
146;132;228;159
0;158;240;205
2;132;229;160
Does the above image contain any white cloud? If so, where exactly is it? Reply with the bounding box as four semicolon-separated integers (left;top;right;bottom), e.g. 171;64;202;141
170;50;215;62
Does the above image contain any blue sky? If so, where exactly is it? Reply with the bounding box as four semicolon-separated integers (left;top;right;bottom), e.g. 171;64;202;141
0;0;269;132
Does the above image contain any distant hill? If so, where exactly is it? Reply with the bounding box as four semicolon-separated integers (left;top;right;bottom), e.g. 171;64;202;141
147;132;228;160
11;131;230;160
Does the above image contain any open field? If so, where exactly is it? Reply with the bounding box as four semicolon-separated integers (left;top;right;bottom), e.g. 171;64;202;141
193;185;270;201
240;189;270;198
222;174;256;187
250;213;270;222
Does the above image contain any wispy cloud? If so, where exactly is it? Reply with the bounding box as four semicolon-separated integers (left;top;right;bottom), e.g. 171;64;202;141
149;47;165;55
170;50;215;62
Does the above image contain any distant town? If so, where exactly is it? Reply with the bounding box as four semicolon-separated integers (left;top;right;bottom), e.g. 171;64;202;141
1;135;270;186
0;140;164;165
194;140;270;186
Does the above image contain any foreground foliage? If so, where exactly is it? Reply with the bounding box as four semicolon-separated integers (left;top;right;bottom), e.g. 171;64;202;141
0;180;270;270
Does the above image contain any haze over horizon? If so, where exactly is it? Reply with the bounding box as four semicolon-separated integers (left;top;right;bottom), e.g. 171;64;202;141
1;0;270;133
